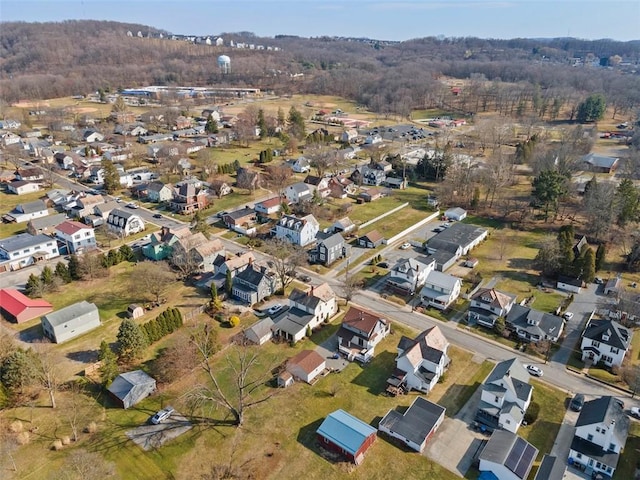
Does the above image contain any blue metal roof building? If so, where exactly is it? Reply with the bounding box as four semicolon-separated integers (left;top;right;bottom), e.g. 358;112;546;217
316;409;377;464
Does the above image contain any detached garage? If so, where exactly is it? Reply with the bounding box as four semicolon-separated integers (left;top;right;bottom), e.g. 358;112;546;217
378;397;445;452
316;409;377;465
444;207;467;221
108;370;157;409
41;301;100;343
0;288;53;324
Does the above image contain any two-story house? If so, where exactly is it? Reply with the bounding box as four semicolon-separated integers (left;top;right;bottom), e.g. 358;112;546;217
291;156;310;173
254;197;282;216
505;304;565;343
289;283;337;325
232;264;279;305
0;233;60;270
337;306;390;362
568;396;629;478
274;214;319;247
327;176;357;199
213;252;255;279
580;318;632;367
147;181;174;203
419;271;462;310
468;288;517;328
106;208;145;237
223;207;257;232
309;232;349;266
170;232;225;273
356;166;386;186
284;182;313;204
142;226;192;261
386;257;436;296
54;220;96;254
170;182;208;215
386;326;450;394
476;358;532;433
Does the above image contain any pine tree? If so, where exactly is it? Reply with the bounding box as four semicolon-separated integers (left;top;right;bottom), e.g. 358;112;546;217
225;269;233;296
205;114;219;134
98;340;118;386
25;274;43;298
54;262;72;283
257;109;266;138
119;244;135;262
157;312;169;337
582;248;596;283
101;158;121;194
116;319;147;362
146;319;160;343
595;244;606;271
211;283;218;303
40;266;54;287
174;308;183;327
68;254;82;280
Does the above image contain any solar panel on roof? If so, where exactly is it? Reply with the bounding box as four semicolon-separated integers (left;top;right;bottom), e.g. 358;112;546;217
514;444;536;478
505;437;526;472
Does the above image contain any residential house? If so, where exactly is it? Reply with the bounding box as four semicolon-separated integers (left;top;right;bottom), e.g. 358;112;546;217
309;232;349;266
0;233;60;270
274;214;319;247
0;288;53;324
284;182;313;204
72;194;104;218
327;176;356;199
316;410;377;465
27;213;67;236
142;226;192;261
214;251;255;278
425;222;488;271
378;397;446;453
106;208;145;237
232;264;279;305
568;396;629;478
304;175;330;197
387;326;450;394
171;232;225;273
289;283;338;327
4;200;49;223
236;167;262;191
147;181;174;203
285;350;326;384
557;275;583;294
209;180;232;198
291;156;311;173
332;217;356;234
7;180;40;195
88;166;105;184
41;301;101;344
505;304;565;343
419;271;462;310
364;134;383;145
192;238;225;272
384;176;408;189
604;275;622;296
86;200;120;226
580;318;632;367
14;167;44;182
271;307;315;343
353;166;385;186
223;207;256;232
479;430;538;480
341;129;359;143
107;370;157;409
254;197;282;218
54;220;96;254
358;187;383;203
468;288;517;328
337;306;390;362
581;153;619;174
82;129;104;143
444;207;467;221
244;317;275;345
476;358;533;433
170;182;208;215
386;257;436;296
358;230;384;248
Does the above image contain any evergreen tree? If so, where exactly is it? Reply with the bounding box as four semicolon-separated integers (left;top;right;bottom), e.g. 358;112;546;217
576;94;606;123
557;225;575;276
531;170;568;221
68;254;82;280
157;312;169;336
25;274;43;298
97;340;118;386
116;319;147;362
277;107;285;128
54;261;72;283
174;308;183;327
615;178;640;226
119;244;135;262
225;269;233;296
205;114;219;134
257;109;266;138
494;316;506;336
1;349;37;394
107;249;122;267
101;158;120;194
211;283;218;303
287;106;306;139
595;244;606;271
146;319;160;343
582;248;596;283
40;266;54;288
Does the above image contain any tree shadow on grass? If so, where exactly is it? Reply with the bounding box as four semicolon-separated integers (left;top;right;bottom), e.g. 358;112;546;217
66;349;99;363
351;351;396;395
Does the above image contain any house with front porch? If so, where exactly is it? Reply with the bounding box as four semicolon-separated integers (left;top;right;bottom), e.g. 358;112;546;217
386;257;436;296
309;232;349;266
142;226;192;261
419;271;462;310
476;357;532;433
468;288;517;328
106;209;145;237
0;233;60;270
284;182;313;204
170;182;208;214
147;181;174;203
505;304;565;343
580;318;632;367
232;264;279;306
289;282;337;326
337;306;390;362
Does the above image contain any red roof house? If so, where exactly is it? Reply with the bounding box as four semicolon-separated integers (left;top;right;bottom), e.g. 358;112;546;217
0;288;53;323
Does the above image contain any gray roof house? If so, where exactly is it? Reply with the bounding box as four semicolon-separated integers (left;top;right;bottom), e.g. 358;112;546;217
27;213;68;235
41;301;100;343
476;358;532;433
4;200;49;223
505;304;565;343
386;257;436;296
107;208;145;237
309;232;349;266
231;264;279;306
580;318;632;367
107;370;157;409
147;181;174;203
581;153;619;174
426;222;488;258
0;233;60;270
419;270;462;310
479;430;538;480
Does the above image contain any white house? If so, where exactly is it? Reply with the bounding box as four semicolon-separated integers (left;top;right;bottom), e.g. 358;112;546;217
419;271;462;310
386;257;436;296
41;301;101;343
505;304;565;343
479;430;538;480
254;197;282;215
244;317;275;345
0;233;60;270
476;358;532;433
291;156;310;173
54;220;96;254
444;207;467;221
288;282;337;328
285;350;326;384
388;326;449;394
7;180;40;195
569;396;629;478
557;275;583;294
4;200;49;223
337;306;390;363
580;318;632;367
274;214;319;247
284;182;313;204
468;288;517;328
106;208;145;237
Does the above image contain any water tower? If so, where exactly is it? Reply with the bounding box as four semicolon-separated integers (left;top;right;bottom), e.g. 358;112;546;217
217;55;231;74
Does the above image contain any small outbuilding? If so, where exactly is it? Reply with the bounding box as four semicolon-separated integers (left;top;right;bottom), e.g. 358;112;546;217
444;207;467;221
107;370;157;409
286;349;326;384
277;370;294;388
41;301;100;343
316;409;377;465
0;288;53;324
557;275;583;294
357;230;385;249
126;304;145;319
244;317;275;345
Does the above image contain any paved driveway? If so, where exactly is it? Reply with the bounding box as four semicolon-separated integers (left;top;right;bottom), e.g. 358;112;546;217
126;412;192;451
314;333;349;372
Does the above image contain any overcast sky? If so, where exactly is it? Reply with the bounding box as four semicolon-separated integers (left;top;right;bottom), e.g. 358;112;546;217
1;0;638;42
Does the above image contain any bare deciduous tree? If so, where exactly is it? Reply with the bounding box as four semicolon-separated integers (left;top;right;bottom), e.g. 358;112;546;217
262;238;307;291
340;274;363;304
132;261;175;303
32;343;61;409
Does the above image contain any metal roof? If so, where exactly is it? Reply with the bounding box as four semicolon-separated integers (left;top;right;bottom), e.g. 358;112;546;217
317;409;377;456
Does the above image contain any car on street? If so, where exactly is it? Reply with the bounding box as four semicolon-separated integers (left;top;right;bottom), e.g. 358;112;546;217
441;222;452;228
298;274;312;282
267;304;283;316
400;242;411;250
570;393;585;412
433;227;444;233
151;406;175;425
594;277;604;284
563;312;574;320
525;365;544;377
153;213;163;219
378;262;389;268
126;202;139;209
630;407;640;419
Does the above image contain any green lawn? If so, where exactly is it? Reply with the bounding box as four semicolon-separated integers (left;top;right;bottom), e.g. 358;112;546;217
615;420;640;480
0;189;47;237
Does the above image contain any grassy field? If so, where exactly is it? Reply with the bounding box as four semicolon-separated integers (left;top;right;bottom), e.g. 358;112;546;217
615;420;640;480
0;189;47;237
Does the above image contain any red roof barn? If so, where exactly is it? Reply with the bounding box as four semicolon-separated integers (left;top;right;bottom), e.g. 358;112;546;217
0;288;53;324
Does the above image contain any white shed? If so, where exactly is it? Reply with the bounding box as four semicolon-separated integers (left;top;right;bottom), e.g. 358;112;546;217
244;317;274;345
444;207;467;221
41;301;101;343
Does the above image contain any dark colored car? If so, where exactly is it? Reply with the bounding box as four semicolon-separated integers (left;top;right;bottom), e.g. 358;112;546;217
153;213;163;219
378;262;389;269
570;393;585;412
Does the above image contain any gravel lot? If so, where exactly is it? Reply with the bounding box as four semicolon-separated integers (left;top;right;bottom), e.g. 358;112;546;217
126;412;192;451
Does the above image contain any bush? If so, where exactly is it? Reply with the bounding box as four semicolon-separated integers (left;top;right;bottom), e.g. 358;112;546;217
229;316;240;328
84;422;97;434
524;402;540;424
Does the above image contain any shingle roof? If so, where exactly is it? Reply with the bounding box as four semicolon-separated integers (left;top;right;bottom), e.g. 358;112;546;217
484;358;532;403
343;306;386;336
288;349;325;374
575;396;630;449
41;301;98;327
582;319;631;350
56;220;91;235
397;326;449;368
16;200;47;214
0;233;54;253
379;397;445;448
479;430;538;480
360;229;383;243
428;222;487;250
472;288;516;310
316;232;344;249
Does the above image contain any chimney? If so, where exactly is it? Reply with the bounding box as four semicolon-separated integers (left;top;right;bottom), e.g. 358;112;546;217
309;286;314;296
260;265;267;274
161;226;169;237
248;256;253;265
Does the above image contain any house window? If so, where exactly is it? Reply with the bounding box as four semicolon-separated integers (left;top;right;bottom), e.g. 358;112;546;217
591;340;600;348
596;427;601;433
610;347;619;354
587;434;593;441
576;453;582;459
505;419;510;424
596;462;601;469
495;396;499;403
608;443;615;452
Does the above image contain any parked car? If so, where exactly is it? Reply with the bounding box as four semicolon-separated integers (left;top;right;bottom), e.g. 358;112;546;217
378;262;389;269
400;242;411;250
298;274;312;282
153;213;163;219
525;365;544;377
570;393;585;412
630;407;640;419
433;227;444;233
267;304;283;316
151;406;175;425
563;312;574;320
126;202;139;209
594;277;604;284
